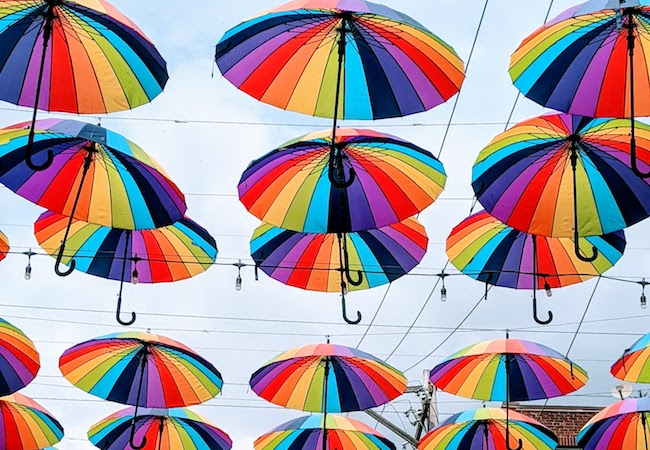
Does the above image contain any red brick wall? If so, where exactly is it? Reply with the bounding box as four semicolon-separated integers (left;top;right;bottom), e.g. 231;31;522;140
511;405;602;447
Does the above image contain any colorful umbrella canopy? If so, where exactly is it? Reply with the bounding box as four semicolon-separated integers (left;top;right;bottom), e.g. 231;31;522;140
472;113;650;262
419;407;558;450
251;217;427;323
250;342;406;413
611;332;650;383
577;397;650;449
446;210;626;323
429;337;588;402
510;0;650;119
0;393;64;450
239;128;446;233
0;119;187;276
510;0;650;177
88;407;232;450
255;415;396;450
0;0;168;114
0;318;40;396
216;0;464;121
60;332;223;450
34;210;217;325
59;332;223;408
0;230;7;262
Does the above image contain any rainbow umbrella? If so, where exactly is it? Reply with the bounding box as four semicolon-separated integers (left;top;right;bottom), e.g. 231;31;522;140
611;332;650;383
0;230;7;262
430;335;587;450
60;332;223;449
0;0;168;171
250;341;406;413
510;0;650;177
239;128;446;234
216;0;464;121
0;318;40;396
0;119;187;277
255;415;395;450
446;210;626;324
419;407;558;450
34;211;217;326
577;397;650;450
251;217;428;324
88;407;232;450
0;393;64;450
472;113;650;262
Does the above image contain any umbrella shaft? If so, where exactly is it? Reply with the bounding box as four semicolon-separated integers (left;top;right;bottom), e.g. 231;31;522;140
329;16;348;158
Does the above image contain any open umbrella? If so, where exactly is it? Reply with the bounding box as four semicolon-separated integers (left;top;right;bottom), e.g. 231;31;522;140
239;128;446;234
418;407;558;450
510;0;650;177
216;0;464;121
0;119;187;277
250;340;406;413
59;332;223;449
34;211;217;326
251;217;428;324
88;407;232;450
0;393;64;450
577;397;650;449
0;318;40;396
446;210;626;324
429;334;587;450
0;230;7;262
0;0;168;171
255;415;395;450
472;113;650;262
611;332;650;383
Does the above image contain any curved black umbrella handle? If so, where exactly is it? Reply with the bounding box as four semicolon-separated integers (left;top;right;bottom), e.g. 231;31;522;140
129;421;147;449
116;291;137;326
54;245;75;277
574;233;598;262
328;157;356;188
341;234;363;286
506;434;523;450
341;286;361;325
532;293;553;325
25;132;54;172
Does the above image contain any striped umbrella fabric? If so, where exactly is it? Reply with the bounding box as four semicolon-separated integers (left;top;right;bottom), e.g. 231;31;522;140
419;408;558;450
611;332;650;383
88;407;232;450
0;318;40;396
59;332;223;408
0;0;168;114
0;119;186;230
447;210;626;289
429;338;588;402
251;217;428;293
239;128;446;233
510;0;650;118
216;0;464;120
577;397;650;449
0;393;63;450
472;113;650;237
255;415;396;450
250;343;406;413
0;230;7;262
34;211;217;283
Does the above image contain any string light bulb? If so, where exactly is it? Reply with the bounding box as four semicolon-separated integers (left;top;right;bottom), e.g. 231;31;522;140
640;279;649;310
131;268;139;285
22;249;36;281
438;272;448;302
544;280;552;298
234;260;245;291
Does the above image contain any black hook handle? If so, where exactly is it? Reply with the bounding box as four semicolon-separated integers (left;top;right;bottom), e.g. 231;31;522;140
129;422;147;450
345;267;363;286
341;234;363;286
328;157;356;188
25;143;54;171
631;138;650;178
506;436;523;450
574;236;599;262
341;287;361;325
54;245;75;277
116;286;137;326
532;295;553;325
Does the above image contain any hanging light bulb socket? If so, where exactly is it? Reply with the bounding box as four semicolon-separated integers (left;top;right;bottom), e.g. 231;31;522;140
22;249;37;281
131;256;142;285
438;272;448;302
234;259;245;291
640;278;649;310
544;279;552;298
